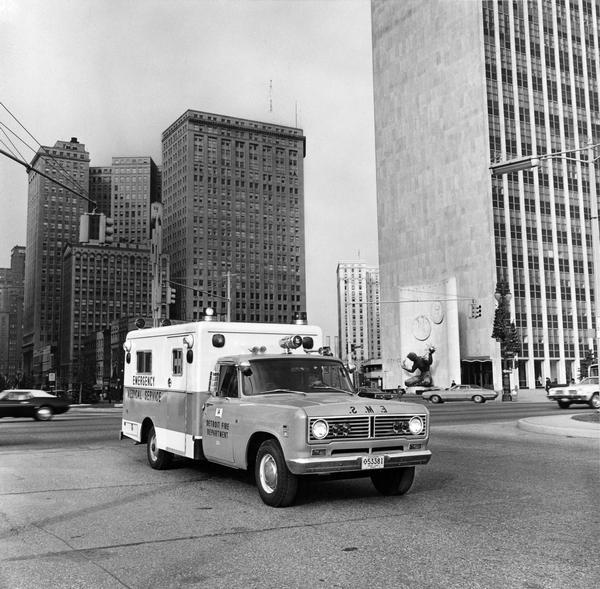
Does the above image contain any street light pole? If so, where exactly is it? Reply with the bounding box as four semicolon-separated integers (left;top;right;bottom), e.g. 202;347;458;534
587;142;600;362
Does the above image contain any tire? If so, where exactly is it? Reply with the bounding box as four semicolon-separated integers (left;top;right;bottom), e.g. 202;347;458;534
146;426;173;470
34;406;53;421
255;439;298;507
589;393;600;409
429;395;442;404
557;400;571;409
472;395;484;403
370;466;415;496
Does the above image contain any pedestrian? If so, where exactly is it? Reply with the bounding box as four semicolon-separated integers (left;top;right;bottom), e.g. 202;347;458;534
512;384;518;400
536;376;542;389
545;377;551;393
450;380;457;388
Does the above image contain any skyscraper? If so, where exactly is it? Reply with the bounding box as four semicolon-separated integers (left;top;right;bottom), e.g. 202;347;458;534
22;138;90;383
161;110;306;323
337;261;381;362
372;0;599;389
111;156;161;244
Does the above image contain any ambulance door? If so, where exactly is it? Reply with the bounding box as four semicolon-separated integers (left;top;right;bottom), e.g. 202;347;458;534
202;363;238;465
165;337;189;456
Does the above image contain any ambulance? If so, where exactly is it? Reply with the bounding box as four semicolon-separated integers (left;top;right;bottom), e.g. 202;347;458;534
120;312;432;507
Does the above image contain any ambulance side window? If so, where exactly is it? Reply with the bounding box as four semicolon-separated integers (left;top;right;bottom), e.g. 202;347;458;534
172;348;183;376
136;351;152;374
218;365;238;398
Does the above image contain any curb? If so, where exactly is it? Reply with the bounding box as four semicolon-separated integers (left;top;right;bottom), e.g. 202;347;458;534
517;414;600;439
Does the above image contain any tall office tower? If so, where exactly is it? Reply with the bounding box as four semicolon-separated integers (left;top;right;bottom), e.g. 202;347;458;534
162;110;306;323
111;156;161;244
337;262;381;362
89;166;112;216
5;246;26;379
372;0;600;389
22;138;90;384
59;242;152;388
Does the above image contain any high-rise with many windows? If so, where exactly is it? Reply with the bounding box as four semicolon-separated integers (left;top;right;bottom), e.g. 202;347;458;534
161;110;306;322
337;261;381;363
22;138;90;382
372;0;599;388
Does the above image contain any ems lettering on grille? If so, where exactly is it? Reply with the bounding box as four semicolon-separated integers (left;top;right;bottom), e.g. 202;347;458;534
309;415;427;441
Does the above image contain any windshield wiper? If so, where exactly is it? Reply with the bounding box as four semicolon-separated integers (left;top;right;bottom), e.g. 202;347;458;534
309;385;355;395
260;388;307;396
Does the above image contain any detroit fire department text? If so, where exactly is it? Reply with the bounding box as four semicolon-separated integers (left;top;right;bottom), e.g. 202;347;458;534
120;314;431;507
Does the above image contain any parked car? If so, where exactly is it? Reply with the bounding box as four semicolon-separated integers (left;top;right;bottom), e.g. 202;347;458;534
421;384;498;404
357;386;405;400
0;389;70;421
547;377;600;409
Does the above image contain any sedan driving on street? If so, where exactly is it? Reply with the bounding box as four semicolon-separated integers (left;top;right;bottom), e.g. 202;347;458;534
0;389;70;421
421;384;498;404
547;377;600;409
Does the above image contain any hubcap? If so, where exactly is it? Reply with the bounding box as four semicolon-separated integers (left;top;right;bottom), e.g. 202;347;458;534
259;454;278;493
592;396;600;408
149;435;158;461
37;407;51;420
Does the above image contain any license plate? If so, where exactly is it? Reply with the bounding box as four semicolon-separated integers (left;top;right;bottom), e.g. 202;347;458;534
361;456;384;470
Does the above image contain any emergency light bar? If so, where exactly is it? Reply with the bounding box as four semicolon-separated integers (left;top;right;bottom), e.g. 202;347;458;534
280;335;303;352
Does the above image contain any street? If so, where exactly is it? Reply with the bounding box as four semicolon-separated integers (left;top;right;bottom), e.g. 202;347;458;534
0;405;598;589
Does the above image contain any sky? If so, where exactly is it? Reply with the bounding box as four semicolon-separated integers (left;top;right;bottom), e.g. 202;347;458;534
0;0;379;340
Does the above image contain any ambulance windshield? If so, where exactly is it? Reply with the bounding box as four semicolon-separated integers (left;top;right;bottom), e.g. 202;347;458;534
242;357;355;396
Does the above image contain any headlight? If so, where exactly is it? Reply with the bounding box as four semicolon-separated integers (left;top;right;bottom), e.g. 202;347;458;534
408;416;424;435
311;419;329;440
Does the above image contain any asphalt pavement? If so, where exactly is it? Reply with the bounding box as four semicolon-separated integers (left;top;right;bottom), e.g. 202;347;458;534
72;388;600;440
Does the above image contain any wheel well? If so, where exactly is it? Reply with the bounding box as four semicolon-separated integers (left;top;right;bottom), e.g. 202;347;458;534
246;432;277;472
140;418;154;443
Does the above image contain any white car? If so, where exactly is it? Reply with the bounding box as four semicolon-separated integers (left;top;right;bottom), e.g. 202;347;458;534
547;377;600;409
421;384;498;404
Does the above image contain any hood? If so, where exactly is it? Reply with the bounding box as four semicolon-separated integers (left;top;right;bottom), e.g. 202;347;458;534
246;393;428;416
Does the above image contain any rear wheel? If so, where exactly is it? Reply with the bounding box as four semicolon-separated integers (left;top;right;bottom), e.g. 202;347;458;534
472;395;484;403
255;439;298;507
589;393;600;409
370;467;415;496
34;406;53;421
557;400;571;409
146;426;173;469
429;395;442;404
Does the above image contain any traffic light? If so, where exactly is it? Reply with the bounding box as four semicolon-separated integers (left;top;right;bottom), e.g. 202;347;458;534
470;300;482;318
99;215;114;244
168;286;176;305
79;214;89;242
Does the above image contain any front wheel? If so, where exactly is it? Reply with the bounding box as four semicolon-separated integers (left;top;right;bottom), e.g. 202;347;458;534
589;393;600;409
557;400;571;409
34;406;54;421
370;467;415;496
472;395;484;403
255;439;298;507
147;426;173;470
429;395;442;404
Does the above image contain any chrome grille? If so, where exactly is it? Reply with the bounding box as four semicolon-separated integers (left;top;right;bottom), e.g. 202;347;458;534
309;414;427;442
374;415;428;438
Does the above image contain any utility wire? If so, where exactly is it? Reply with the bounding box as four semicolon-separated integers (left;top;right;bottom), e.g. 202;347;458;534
0;123;28;161
0;101;90;200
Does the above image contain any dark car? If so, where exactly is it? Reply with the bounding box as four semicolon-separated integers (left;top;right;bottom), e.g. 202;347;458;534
0;389;70;421
357;386;405;400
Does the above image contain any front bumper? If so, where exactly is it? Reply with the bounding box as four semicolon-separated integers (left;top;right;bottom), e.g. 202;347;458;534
287;448;432;475
547;394;589;402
